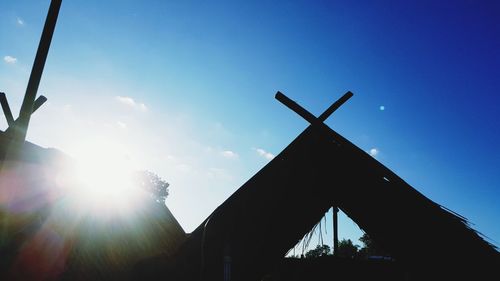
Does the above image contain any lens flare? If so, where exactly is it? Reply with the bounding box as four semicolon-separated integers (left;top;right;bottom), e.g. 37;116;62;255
65;138;144;215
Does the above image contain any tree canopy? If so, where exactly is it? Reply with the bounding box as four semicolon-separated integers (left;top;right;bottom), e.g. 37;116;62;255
133;170;169;204
337;239;359;258
358;233;391;258
301;233;392;260
305;244;331;258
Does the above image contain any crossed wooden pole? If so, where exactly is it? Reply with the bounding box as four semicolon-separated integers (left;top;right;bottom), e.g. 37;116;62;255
1;0;61;143
275;90;353;257
0;0;61;169
0;93;48;134
275;91;353;126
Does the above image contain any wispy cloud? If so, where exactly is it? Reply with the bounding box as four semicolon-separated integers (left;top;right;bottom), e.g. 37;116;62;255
16;17;24;26
3;55;17;64
221;150;239;159
369;148;379;157
115;96;135;106
115;96;148;111
254;148;275;160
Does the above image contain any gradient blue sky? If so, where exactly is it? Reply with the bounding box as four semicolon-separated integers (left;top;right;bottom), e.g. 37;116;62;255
1;0;499;249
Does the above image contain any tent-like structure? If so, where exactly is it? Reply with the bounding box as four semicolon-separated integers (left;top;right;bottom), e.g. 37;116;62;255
0;130;187;280
0;1;187;279
139;92;499;281
2;1;498;280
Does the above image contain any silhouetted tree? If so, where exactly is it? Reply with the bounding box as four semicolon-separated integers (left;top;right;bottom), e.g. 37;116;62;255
305;244;331;258
337;239;359;258
134;170;169;204
358;233;390;258
359;233;373;256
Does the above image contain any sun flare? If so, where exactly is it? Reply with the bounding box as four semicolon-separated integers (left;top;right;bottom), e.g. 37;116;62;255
66;138;144;214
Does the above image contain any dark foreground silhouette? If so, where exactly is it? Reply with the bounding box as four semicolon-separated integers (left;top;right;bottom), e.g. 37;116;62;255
1;0;498;280
131;93;499;281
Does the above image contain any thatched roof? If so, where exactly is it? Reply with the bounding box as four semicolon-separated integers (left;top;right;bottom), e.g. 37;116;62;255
153;122;498;281
0;131;187;280
2;95;498;280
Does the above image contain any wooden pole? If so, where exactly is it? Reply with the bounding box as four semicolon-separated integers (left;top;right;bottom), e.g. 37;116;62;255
333;206;339;256
0;92;15;127
275;91;353;126
13;0;62;142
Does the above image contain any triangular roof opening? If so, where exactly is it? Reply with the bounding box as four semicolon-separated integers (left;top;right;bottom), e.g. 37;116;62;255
287;207;365;258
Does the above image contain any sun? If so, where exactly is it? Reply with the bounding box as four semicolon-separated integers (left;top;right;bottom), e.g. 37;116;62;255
65;137;145;215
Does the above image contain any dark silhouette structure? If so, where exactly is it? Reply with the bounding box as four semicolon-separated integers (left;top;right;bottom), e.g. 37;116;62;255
136;92;498;281
1;0;60;142
0;0;59;169
1;1;498;280
264;256;404;281
0;130;186;280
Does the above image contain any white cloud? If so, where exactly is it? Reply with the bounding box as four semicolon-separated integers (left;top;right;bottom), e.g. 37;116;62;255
3;55;17;64
115;95;148;111
16;17;24;26
255;148;275;160
369;148;379;157
115;96;135;106
221;150;238;159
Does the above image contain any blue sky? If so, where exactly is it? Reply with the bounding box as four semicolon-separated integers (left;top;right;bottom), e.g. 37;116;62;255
1;0;499;250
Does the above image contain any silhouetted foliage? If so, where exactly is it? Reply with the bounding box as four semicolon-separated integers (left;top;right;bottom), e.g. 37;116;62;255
134;170;169;204
358;233;391;258
305;244;331;258
337;239;359;258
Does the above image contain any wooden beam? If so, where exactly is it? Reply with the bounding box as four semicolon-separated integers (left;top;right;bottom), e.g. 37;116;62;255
14;0;62;141
318;91;353;122
0;92;15;127
275;91;317;124
275;91;353;125
4;95;48;135
33;95;48;113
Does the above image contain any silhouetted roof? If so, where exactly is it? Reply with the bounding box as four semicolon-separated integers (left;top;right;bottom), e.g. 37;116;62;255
0;130;65;164
0;130;187;280
157;123;498;281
